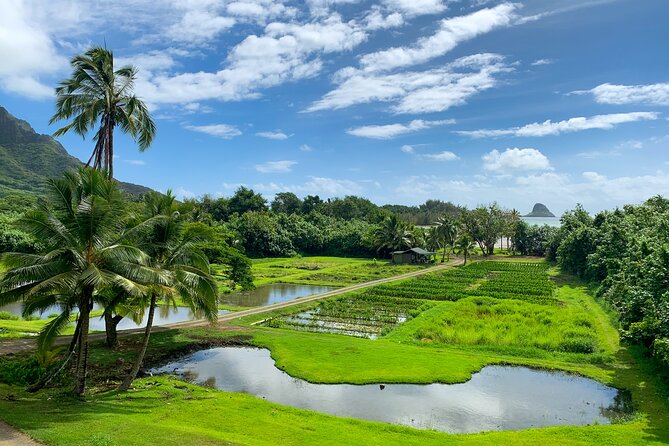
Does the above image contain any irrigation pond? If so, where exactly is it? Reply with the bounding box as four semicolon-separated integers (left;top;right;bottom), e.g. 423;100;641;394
151;347;633;434
222;283;337;307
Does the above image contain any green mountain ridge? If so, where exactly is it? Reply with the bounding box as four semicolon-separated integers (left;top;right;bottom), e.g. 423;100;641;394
0;106;152;196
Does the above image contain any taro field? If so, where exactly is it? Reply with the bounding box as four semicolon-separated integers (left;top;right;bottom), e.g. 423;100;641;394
265;294;435;339
362;261;556;304
263;261;559;341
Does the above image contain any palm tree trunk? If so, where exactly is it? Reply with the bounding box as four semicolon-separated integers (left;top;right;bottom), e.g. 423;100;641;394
27;317;82;393
119;293;156;391
104;311;123;348
73;290;92;396
441;242;446;263
107;118;114;179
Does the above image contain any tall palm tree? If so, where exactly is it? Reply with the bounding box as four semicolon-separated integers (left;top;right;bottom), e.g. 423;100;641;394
119;191;218;391
50;47;156;178
434;215;457;262
0;168;163;396
508;209;522;253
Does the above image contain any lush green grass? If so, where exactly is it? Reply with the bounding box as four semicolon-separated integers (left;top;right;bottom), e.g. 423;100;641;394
1;261;668;445
247;256;426;287
0;310;103;339
386;296;601;354
1;372;666;446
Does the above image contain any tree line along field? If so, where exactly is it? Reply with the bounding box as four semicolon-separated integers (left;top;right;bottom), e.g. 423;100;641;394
1;258;668;445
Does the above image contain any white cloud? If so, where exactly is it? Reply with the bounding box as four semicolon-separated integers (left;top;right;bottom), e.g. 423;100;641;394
358;3;518;73
256;131;289;139
364;7;404;30
299;144;313;151
482;148;551;173
174;186;196;200
135;13;368;106
226;175;365;197
124;159;146;166
401;144;415;153
307;53;509;113
422;151;459;161
531;58;554;66
185;123;242;139
226;0;297;23
382;0;447;17
165;9;235;44
585;82;669;106
347;119;455;139
458;112;659;138
254;160;297;173
0;0;68;98
582;171;606;182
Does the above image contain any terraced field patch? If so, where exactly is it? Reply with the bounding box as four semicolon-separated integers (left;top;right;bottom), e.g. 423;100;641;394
264;294;434;339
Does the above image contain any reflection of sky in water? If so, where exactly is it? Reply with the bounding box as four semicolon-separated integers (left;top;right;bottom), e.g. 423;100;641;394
1;303;226;330
151;347;630;434
222;284;337;307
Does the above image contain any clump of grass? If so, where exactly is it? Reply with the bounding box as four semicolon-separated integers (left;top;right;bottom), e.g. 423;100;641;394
0;311;19;320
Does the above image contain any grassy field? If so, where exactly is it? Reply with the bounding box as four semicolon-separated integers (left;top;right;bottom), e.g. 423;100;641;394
0;260;668;445
223;256;427;288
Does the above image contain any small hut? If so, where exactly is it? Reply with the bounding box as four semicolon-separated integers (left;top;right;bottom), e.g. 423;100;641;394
391;248;437;264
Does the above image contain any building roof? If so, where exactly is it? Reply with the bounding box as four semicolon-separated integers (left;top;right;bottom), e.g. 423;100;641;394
391;247;437;255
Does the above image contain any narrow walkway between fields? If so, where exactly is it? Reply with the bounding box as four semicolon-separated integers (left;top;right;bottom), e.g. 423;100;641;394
0;258;463;356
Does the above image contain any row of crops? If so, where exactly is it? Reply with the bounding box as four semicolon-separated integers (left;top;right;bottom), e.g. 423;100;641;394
264;294;434;339
362;261;555;304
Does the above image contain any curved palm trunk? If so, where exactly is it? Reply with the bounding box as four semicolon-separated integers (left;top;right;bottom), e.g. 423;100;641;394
119;293;156;391
104;311;124;348
73;289;92;396
27;317;82;393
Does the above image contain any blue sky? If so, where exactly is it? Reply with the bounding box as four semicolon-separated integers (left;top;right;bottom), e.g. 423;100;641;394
1;0;668;214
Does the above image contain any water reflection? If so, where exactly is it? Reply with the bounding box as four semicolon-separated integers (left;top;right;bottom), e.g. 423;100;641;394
222;284;337;307
151;347;633;434
1;303;227;330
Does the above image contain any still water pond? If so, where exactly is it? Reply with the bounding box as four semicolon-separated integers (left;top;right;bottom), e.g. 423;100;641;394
1;303;227;330
152;347;632;433
222;284;337;307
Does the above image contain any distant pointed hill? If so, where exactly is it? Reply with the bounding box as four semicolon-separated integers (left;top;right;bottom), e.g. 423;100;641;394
524;203;556;218
0;106;152;196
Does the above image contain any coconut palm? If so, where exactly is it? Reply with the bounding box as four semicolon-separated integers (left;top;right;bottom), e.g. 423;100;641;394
0;168;163;396
373;215;412;255
434;216;457;262
50;47;156;178
453;234;476;265
119;191;218;391
507;209;522;253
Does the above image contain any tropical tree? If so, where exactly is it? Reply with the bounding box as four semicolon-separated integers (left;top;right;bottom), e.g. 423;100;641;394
434;215;457;262
50;46;156;178
506;209;522;253
373;215;412;255
0;168;161;395
453;234;476;265
119;191;218;391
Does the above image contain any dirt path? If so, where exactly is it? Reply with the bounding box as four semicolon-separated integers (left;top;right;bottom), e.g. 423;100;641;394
0;420;42;446
0;258;462;356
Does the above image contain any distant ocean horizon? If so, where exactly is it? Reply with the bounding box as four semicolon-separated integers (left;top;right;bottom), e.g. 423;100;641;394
522;216;561;227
